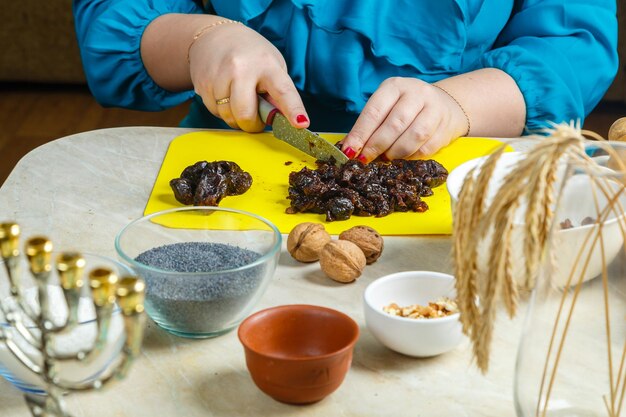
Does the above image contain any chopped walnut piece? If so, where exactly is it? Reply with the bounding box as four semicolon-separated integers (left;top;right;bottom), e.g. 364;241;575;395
383;297;458;319
382;303;402;316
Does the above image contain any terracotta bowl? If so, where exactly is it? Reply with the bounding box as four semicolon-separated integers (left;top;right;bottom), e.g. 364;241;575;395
238;304;359;404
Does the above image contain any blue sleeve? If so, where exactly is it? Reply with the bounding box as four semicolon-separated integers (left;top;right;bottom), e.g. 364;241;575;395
478;0;618;132
73;0;203;111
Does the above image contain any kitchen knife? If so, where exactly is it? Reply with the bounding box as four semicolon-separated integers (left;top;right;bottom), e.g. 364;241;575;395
258;96;349;167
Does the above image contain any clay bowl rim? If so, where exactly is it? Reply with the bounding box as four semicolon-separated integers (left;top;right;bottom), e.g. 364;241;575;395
238;304;360;362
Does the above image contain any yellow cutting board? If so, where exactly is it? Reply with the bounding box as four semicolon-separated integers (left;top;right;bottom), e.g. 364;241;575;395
144;131;510;235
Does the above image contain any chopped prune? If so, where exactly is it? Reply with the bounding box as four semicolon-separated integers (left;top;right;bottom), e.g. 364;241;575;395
560;217;597;229
169;160;252;206
326;196;354;222
193;171;228;206
581;216;596;226
170;178;194;205
286;159;447;221
180;161;209;185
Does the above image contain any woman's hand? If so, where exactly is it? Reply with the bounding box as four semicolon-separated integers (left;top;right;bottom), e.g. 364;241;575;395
188;23;309;132
341;77;470;162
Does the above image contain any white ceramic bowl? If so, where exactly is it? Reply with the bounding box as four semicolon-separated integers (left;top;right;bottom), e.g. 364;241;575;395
446;152;626;287
446;152;527;213
363;271;463;357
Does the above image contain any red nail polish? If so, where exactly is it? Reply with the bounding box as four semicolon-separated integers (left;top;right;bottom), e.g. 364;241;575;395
357;154;368;164
343;146;357;159
380;154;390;162
296;114;309;124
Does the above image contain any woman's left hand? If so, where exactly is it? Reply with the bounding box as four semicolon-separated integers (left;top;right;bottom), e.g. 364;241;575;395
340;77;470;162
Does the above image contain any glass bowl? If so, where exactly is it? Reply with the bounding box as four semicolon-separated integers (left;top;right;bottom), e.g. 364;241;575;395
115;207;281;339
0;253;130;394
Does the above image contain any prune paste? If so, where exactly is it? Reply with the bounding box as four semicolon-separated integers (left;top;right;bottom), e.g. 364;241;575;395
286;159;448;221
170;161;252;206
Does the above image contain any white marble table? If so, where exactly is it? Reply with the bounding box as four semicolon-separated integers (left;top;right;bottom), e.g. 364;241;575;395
0;127;527;417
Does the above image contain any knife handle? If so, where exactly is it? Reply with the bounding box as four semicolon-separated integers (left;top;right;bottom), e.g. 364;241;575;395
258;95;280;125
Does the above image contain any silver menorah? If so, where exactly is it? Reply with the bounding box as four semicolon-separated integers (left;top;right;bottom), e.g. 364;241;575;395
0;222;146;417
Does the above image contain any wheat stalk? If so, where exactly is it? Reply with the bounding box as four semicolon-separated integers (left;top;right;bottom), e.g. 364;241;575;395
453;123;625;407
454;126;585;372
454;146;506;336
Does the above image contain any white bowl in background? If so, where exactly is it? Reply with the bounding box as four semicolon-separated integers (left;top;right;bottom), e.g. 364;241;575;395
446;152;626;287
446;152;527;217
363;271;463;358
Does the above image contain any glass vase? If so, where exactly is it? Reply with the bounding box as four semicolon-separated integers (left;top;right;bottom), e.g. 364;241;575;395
514;143;626;417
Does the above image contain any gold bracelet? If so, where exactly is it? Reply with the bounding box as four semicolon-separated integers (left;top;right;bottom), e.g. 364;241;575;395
433;84;471;136
187;19;242;64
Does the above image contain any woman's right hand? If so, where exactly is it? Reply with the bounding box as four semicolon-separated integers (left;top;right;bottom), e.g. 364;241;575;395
188;22;309;132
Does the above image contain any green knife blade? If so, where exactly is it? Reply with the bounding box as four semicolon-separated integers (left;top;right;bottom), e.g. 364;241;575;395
271;113;349;167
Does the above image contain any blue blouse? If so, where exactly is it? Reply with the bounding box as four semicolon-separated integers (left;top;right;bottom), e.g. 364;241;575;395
73;0;618;133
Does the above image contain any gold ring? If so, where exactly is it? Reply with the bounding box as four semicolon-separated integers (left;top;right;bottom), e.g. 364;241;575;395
216;97;230;105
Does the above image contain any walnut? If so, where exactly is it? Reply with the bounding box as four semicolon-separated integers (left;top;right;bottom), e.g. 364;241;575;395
581;216;596;226
608;118;626;186
287;222;331;263
608;117;626;142
338;226;384;264
383;298;458;319
319;240;366;283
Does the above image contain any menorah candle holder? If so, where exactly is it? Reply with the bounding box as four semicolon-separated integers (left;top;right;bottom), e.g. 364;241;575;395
0;222;146;417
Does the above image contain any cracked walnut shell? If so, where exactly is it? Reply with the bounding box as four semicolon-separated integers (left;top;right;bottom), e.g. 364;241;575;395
287;222;331;263
319;240;366;283
339;226;384;264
